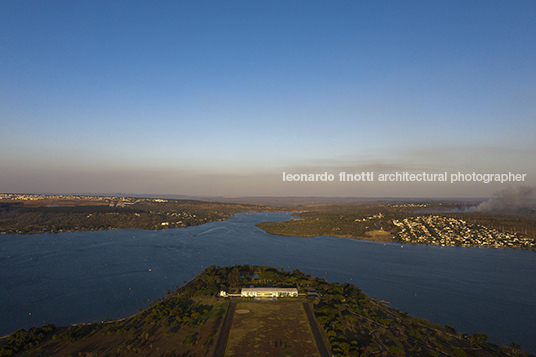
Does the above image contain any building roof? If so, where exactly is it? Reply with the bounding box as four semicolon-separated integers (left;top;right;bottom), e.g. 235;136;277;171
242;287;297;292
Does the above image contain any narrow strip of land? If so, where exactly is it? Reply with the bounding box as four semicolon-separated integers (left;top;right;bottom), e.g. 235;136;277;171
213;297;237;357
302;302;331;357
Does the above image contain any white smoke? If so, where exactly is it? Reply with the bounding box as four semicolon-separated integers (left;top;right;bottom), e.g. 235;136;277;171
475;186;536;213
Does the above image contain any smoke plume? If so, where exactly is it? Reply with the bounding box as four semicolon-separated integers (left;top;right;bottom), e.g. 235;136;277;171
475;186;536;213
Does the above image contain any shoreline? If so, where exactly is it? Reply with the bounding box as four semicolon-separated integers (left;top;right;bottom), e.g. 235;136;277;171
255;225;536;250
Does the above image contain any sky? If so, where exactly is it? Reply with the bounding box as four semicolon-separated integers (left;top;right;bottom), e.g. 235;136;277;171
1;1;535;198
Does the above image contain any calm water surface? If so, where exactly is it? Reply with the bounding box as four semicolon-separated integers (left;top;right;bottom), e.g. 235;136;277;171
1;212;535;352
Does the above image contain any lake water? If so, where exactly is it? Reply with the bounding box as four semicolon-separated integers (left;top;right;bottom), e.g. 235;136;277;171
1;212;535;353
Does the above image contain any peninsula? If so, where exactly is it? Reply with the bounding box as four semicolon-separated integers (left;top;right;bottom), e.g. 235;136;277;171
256;202;536;250
0;265;532;357
0;193;277;235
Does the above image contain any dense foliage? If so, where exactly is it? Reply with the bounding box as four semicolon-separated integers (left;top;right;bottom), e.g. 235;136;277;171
0;324;55;357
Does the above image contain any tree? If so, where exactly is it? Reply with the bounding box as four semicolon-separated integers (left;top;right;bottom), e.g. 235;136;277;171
468;332;488;345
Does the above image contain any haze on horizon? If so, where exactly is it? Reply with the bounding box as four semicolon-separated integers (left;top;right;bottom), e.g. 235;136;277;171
1;1;535;198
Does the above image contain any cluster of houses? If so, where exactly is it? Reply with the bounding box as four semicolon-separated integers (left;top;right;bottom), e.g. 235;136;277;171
392;216;534;248
0;193;171;207
1;193;135;203
355;213;384;221
388;203;429;208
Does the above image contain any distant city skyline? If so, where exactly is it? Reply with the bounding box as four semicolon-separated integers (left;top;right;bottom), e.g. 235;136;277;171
1;1;535;198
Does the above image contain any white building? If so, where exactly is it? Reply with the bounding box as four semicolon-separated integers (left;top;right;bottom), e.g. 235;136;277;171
241;287;298;298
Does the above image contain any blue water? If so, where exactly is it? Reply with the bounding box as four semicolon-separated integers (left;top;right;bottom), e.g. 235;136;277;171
1;212;535;353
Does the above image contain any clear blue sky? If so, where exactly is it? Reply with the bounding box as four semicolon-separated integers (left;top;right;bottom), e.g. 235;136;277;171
1;1;535;197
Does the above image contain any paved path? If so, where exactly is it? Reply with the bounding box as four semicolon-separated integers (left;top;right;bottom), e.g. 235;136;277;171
213;297;237;357
303;301;331;357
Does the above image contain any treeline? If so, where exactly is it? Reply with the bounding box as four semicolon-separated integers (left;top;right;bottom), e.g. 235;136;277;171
0;324;55;357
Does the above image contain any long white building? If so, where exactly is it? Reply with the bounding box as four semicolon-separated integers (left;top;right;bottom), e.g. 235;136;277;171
241;287;298;298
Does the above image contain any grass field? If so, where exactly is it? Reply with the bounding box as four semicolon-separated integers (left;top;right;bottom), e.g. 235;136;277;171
224;301;320;357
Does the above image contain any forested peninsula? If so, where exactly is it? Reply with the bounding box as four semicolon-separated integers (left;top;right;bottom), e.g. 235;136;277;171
0;194;276;235
1;265;532;357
